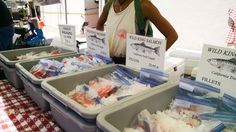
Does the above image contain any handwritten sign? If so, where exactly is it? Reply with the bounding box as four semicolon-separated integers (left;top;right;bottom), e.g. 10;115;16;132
196;44;236;98
85;27;110;57
59;24;76;52
126;33;166;70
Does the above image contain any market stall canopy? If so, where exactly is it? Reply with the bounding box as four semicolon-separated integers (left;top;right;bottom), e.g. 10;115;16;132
33;0;61;6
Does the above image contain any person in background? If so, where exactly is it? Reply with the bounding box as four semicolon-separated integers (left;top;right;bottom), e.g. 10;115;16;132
25;18;45;46
96;0;178;64
226;6;236;48
28;1;41;20
0;0;14;51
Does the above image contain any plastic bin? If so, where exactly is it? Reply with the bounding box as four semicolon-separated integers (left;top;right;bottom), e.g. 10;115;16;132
16;71;50;111
96;83;178;132
15;54;113;111
41;64;172;121
42;92;97;132
0;46;74;89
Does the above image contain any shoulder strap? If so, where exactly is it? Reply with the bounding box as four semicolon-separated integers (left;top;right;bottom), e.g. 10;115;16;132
134;0;145;35
134;0;153;37
107;0;114;9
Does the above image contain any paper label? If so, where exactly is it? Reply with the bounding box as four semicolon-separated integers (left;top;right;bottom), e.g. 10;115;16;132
85;27;110;57
126;34;166;71
59;24;76;52
196;44;236;98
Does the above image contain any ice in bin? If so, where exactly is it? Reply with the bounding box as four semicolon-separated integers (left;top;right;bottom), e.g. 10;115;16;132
41;64;171;121
97;83;178;132
97;78;230;132
0;46;74;89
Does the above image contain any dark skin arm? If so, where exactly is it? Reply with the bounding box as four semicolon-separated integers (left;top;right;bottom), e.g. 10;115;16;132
96;2;111;31
141;0;178;50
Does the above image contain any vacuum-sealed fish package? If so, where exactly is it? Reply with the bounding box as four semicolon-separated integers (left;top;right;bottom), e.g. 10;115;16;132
200;112;236;131
178;78;220;98
172;95;217;114
139;67;168;87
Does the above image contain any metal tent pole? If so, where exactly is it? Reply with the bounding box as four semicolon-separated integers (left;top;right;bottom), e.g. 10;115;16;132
64;0;68;24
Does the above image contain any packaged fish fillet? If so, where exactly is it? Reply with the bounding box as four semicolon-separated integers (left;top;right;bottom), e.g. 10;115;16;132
103;67;138;86
222;94;236;113
68;84;102;108
178;78;220;98
116;65;137;80
39;59;64;76
173;95;217;114
199;112;236;131
88;77;120;98
113;82;151;100
94;53;113;64
139;67;168;87
30;63;47;79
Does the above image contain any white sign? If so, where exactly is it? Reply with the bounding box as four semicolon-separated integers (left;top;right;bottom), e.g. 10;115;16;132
196;44;236;98
59;24;76;52
85;27;110;57
126;34;166;70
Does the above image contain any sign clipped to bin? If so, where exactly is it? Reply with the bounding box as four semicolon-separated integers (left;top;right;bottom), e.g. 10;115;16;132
85;27;110;57
126;33;166;70
196;44;236;98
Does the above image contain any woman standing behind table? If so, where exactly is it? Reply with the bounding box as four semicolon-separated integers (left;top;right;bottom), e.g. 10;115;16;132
96;0;178;64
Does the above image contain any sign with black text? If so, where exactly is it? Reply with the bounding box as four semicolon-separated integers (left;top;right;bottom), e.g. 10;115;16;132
196;44;236;98
85;27;110;57
126;34;166;70
59;24;76;52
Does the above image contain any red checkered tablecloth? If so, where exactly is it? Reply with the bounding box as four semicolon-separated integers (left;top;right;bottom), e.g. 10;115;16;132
0;80;62;132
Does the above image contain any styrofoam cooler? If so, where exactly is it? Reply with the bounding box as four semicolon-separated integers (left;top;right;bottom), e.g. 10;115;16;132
96;83;178;132
42;92;97;132
169;48;201;75
41;64;172;126
15;54;112;112
164;56;184;83
0;46;74;89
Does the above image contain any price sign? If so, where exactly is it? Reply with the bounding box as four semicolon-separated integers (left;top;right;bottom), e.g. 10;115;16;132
126;33;166;70
59;24;76;52
196;44;236;98
85;27;110;57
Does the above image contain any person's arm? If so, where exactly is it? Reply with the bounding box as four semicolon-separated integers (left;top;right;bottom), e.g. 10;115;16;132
96;2;111;31
141;0;178;50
